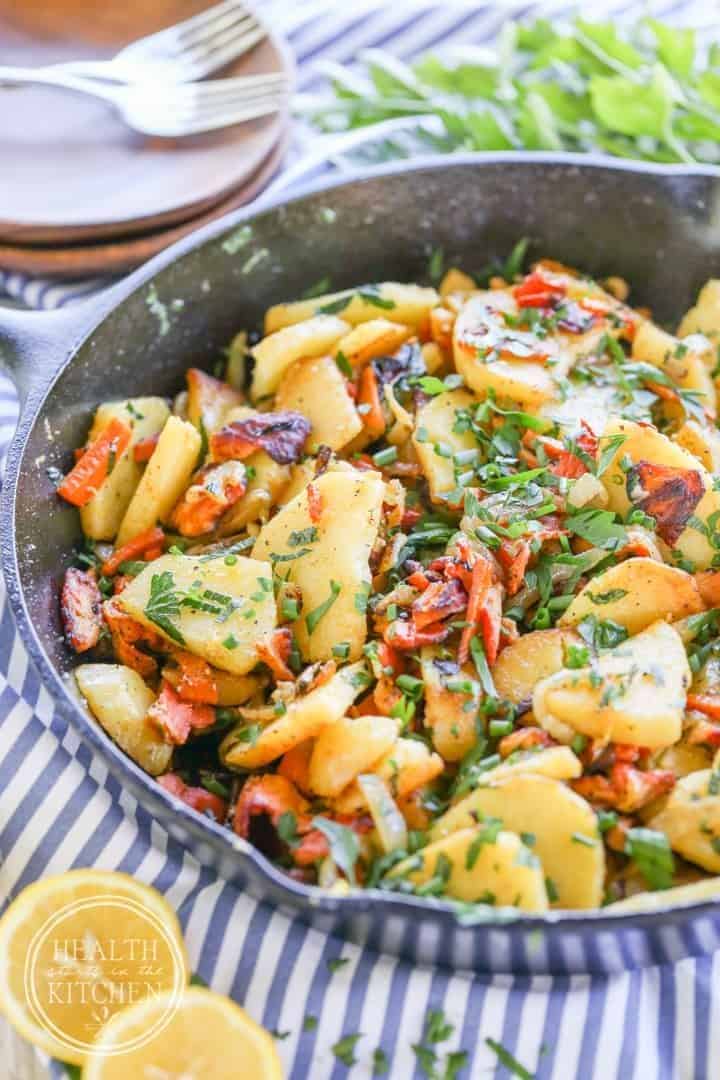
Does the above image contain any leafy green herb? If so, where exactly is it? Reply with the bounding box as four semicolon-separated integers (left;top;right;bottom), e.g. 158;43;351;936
597;809;619;833
336;349;353;377
281;596;300;621
595;433;627;477
307;18;720;167
565;508;626;549
277;810;299;847
485;1038;534;1079
358;287;396;309
354;583;371;614
303;1014;318;1031
312;817;359;883
332;1033;362;1066
428;247;444;282
288;526;319;547
318;294;353;315
305;580;342;635
144;571;185;644
624;827;674;890
466;818;504;868
577;614;628;651
373;1047;390;1075
327;956;350;974
200;775;230;799
303;275;332;298
586;587;628;605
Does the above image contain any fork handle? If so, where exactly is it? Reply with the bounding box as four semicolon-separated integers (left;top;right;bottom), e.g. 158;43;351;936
0;66;120;103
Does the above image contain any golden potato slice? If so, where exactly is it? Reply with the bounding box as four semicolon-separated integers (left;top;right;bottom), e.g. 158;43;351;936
334;737;443;814
645;769;720;873
632;321;715;418
439;268;476;297
116;417;201;546
420;647;480;762
431;773;604;909
275;355;362;452
606;877;720;912
559;558;703;635
308;715;399;797
186;368;244;435
220;662;367;770
253;469;384;663
264;283;438;335
412;389;478;502
677;280;720;340
250;315;349;401
492;628;581;705
672;420;720;471
80;397;170;542
389;827;549;910
600;417;720;570
481;746;582;784
335;319;411;368
453;291;604;410
75;664;171;776
656;741;711;779
533;620;690;749
118;553;276;676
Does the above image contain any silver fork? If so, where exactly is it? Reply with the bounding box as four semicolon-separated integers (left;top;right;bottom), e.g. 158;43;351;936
0;68;290;136
45;1;267;85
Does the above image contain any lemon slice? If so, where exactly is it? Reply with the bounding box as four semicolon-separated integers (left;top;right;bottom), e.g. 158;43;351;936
0;870;188;1066
83;986;284;1079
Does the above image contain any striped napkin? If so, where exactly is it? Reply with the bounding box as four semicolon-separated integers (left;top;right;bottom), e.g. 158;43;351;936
1;3;718;1077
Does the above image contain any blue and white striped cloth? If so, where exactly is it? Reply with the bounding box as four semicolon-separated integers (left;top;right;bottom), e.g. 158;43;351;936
2;3;719;1076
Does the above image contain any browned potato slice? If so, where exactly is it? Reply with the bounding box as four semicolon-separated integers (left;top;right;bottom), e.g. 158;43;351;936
221;662;367;769
421;647;479;762
186;368;244;435
645;769;720;873
559;558;704;635
492;628;581;705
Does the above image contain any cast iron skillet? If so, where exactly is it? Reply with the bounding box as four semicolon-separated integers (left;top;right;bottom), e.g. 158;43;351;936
3;154;720;976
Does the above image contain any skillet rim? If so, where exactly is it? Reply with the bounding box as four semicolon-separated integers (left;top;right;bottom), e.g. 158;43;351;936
3;150;720;935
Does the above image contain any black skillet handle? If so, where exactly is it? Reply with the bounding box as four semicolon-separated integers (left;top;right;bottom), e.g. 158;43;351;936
0;295;108;411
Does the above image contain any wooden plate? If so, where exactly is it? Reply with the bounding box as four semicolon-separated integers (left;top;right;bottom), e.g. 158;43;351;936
0;0;293;243
0;127;288;278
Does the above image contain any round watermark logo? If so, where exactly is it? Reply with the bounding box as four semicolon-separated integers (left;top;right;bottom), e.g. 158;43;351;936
23;894;186;1058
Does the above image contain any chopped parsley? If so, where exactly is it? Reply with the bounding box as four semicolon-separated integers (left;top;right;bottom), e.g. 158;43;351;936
624;827;674;891
312;817;358;883
332;1033;362;1066
485;1038;534;1079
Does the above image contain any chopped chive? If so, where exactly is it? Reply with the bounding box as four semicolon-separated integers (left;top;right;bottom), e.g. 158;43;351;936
372;446;398;467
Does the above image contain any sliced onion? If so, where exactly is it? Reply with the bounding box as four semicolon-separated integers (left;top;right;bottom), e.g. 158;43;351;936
358;773;408;854
317;855;339;888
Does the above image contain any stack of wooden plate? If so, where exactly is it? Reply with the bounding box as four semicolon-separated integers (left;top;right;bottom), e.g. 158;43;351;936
0;0;292;277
